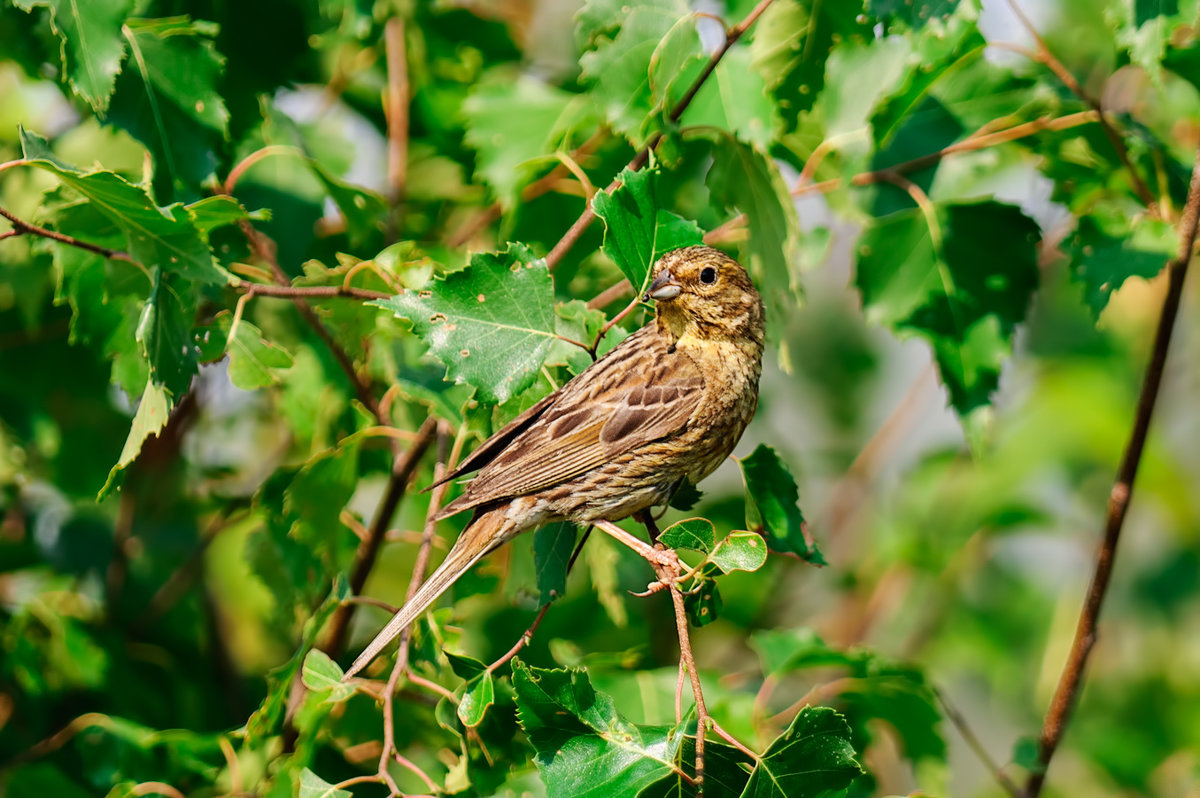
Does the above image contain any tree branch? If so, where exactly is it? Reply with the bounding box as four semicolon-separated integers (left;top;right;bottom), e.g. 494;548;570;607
1001;0;1158;213
323;416;440;660
1024;144;1200;797
384;15;409;240
0;204;134;262
232;281;389;301
544;0;777;270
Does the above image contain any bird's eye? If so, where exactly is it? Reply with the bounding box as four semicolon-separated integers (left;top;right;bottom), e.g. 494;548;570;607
700;266;717;284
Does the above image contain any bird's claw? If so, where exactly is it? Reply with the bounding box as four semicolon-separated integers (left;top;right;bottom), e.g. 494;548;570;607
630;581;670;598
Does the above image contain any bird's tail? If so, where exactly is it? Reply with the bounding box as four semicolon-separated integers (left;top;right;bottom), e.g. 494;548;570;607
342;508;509;680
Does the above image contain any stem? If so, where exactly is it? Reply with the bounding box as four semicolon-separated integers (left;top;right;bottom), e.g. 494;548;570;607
1001;0;1158;213
1024;145;1200;797
384;16;409;240
660;561;707;793
0;204;135;262
935;687;1021;798
544;0;778;270
232;281;389;300
236;218;385;418
323;417;439;659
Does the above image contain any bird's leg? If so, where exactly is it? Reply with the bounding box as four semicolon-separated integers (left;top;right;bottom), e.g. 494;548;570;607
635;510;661;544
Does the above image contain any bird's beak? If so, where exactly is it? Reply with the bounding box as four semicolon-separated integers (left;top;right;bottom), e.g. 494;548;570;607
644;269;682;301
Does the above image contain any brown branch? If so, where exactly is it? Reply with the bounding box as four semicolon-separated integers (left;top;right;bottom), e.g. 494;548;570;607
709;110;1099;242
1025;144;1200;798
0;204;134;262
236;218;385;418
659;560;707;793
543;0;777;270
487;604;552;674
447;129;610;250
587;279;633;310
323;416;439;659
384;16;409;240
1001;0;1158;213
233;281;390;301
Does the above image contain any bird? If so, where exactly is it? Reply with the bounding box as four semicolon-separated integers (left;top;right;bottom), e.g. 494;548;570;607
344;245;765;679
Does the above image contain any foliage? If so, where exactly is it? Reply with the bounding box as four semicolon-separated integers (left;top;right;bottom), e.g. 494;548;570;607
2;0;1199;796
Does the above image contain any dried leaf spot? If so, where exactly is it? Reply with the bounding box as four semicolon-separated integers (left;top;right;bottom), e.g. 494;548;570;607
477;293;486;302
460;349;470;358
195;100;205;113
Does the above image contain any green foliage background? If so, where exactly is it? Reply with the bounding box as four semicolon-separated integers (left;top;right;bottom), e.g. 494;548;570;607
1;0;1199;796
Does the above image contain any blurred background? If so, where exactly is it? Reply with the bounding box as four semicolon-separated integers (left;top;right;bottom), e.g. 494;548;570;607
2;0;1199;796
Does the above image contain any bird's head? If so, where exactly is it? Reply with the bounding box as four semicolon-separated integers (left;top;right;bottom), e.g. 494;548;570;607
644;246;765;345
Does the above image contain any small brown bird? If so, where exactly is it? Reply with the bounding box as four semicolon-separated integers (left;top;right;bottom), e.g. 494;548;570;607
345;245;765;678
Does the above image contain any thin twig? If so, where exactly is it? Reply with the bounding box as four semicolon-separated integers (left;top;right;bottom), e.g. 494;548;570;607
323;417;439;659
589;295;644;359
232;281;390;301
1024;145;1200;797
236;218;385;418
587;279;633;310
543;0;777;270
710;111;1099;241
935;687;1021;798
0;204;135;262
1001;0;1158;213
659;560;707;793
487;603;552;673
384;16;409;240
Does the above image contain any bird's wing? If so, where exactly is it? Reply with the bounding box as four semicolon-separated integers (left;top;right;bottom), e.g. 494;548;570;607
439;327;704;515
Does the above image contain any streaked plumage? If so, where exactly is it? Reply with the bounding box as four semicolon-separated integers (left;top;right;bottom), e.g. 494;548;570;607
345;245;765;678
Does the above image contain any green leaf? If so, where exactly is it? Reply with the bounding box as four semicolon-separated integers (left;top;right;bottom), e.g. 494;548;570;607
741;707;863;797
373;243;558;404
464;69;587;202
534;522;577;604
512;659;681;797
708;531;768;574
285;441;360;563
684;575;721;627
298;768;351;798
855;201;1040;414
136;269;198;396
748;0;871;132
680;47;773;149
20;129;227;284
738;445;821;563
638;731;755;797
445;651;488;680
705;136;804;324
108;17;229;198
1068;215;1176;316
301;650;355;704
308;159;386;248
184;195;251;234
458;671;496;727
98;378;171;499
668;479;702;512
199;311;294;389
658;518;715;554
750;628;860;677
592;167;705;295
870;0;961;30
578;0;702;145
12;0;133;111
